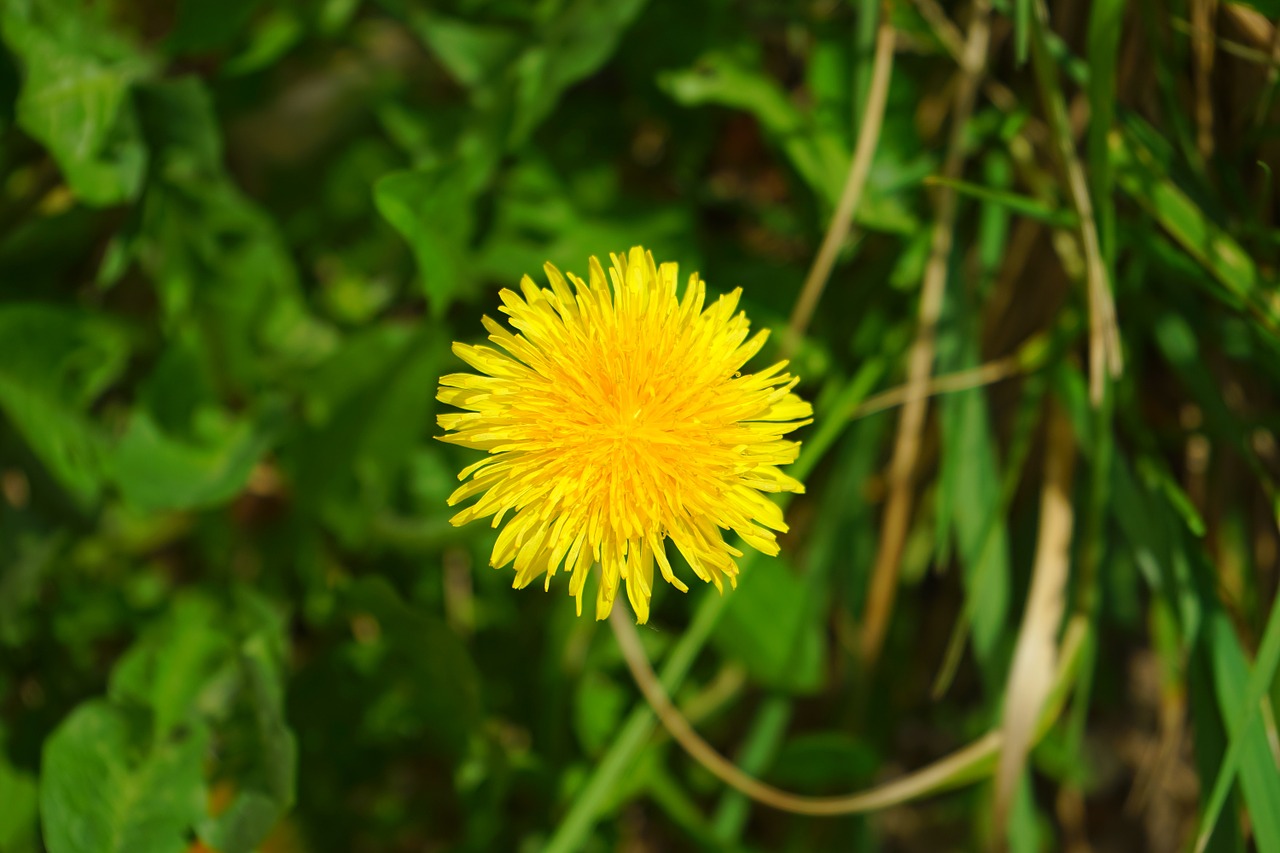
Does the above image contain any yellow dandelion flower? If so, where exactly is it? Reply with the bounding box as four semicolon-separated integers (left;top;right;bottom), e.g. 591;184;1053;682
437;247;812;623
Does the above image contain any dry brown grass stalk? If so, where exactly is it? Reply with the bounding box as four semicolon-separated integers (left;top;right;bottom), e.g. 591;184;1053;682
783;4;897;355
857;0;993;670
994;401;1077;841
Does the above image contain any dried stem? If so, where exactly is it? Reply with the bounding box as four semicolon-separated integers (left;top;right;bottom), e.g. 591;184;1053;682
782;4;897;356
1028;0;1123;406
994;401;1077;840
849;350;1027;422
1191;0;1218;159
609;607;1090;816
857;0;992;669
608;608;981;814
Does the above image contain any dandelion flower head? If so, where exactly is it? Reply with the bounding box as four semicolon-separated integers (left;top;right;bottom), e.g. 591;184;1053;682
437;247;812;623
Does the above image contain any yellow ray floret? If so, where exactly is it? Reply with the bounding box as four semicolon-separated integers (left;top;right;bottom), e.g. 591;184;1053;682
437;247;812;623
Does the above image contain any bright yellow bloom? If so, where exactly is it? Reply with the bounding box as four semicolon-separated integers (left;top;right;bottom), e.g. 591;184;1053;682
437;247;812;623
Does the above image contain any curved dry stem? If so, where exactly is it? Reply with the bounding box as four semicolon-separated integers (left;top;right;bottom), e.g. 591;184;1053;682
609;608;1090;817
1028;0;1123;405
858;0;993;670
994;401;1077;837
849;351;1027;422
782;5;897;356
609;608;983;814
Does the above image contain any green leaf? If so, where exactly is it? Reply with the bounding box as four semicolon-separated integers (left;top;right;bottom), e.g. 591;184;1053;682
132;76;222;175
509;0;649;145
1111;452;1201;644
0;304;129;504
291;324;444;543
196;589;297;853
126;78;336;384
375;167;475;315
410;11;521;89
1085;0;1124;266
222;10;304;77
1188;641;1244;853
109;408;279;512
926;176;1078;228
474;156;696;288
0;745;38;853
660;50;920;233
934;280;1012;674
102;590;297;853
1111;126;1279;332
109;595;233;735
573;670;629;756
937;372;1011;668
662;51;845;207
769;732;877;791
712;556;823;693
40;701;207;853
1196;607;1280;853
1;0;152;205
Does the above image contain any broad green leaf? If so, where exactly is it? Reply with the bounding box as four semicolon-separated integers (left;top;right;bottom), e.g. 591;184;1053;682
109;408;279;512
509;0;648;145
40;701;207;853
0;745;38;853
152;181;335;379
573;670;629;756
196;589;297;853
132;77;222;174
937;367;1011;668
126;78;336;384
712;556;823;693
102;590;297;853
411;11;521;89
375;167;475;315
109;596;232;735
405;0;646;147
0;305;129;504
769;732;877;791
1;0;152;205
222;10;304;77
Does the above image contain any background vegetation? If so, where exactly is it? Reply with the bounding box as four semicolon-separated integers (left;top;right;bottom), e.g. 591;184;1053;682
2;0;1279;850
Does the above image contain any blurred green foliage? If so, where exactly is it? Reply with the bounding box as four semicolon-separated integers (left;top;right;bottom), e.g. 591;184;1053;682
2;0;1280;851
